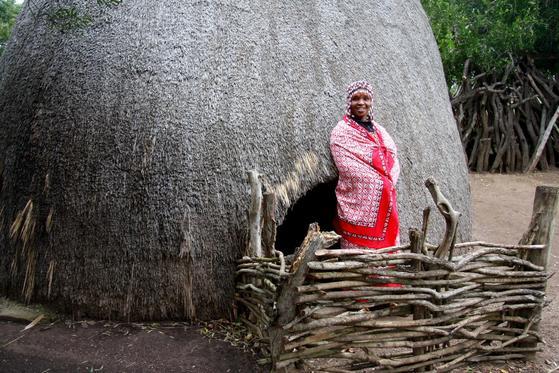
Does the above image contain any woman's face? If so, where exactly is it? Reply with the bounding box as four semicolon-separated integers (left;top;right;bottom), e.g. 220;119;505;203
350;90;372;121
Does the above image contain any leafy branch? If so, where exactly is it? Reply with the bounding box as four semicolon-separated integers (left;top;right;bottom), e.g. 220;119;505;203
47;6;92;31
47;0;123;32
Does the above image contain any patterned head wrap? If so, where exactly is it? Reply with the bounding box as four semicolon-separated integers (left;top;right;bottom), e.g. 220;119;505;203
345;80;374;120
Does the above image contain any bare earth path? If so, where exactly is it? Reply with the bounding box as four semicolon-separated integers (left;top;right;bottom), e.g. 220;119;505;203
0;320;265;372
1;172;559;372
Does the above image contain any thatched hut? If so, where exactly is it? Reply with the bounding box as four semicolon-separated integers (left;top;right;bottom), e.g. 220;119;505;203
0;1;470;320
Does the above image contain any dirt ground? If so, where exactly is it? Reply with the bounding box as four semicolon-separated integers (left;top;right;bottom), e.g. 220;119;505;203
0;319;265;372
1;171;559;372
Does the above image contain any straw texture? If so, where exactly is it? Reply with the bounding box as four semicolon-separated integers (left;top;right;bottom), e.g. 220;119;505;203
0;0;470;320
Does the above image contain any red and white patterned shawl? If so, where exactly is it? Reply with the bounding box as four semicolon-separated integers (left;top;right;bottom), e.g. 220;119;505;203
330;115;400;249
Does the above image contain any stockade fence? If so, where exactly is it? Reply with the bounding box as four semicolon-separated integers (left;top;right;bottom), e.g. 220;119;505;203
236;173;559;372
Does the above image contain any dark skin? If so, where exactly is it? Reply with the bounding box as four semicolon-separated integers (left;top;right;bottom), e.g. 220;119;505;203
350;90;372;121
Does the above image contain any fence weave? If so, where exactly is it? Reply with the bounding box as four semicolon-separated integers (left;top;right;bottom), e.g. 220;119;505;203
236;240;547;371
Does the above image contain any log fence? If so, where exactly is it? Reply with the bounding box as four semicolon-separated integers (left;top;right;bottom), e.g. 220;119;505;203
452;59;559;172
236;174;558;372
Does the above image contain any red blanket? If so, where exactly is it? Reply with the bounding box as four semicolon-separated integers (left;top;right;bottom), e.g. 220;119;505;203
330;116;400;249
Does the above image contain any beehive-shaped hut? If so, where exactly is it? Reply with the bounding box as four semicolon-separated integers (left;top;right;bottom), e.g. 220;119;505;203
0;1;471;320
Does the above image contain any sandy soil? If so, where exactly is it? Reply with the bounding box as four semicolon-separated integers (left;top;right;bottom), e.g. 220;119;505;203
1;171;559;372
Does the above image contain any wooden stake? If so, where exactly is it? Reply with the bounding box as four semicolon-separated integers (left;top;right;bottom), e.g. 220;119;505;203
247;170;263;257
421;207;431;254
410;229;427;371
425;178;460;259
261;192;277;257
269;224;339;370
521;186;559;286
526;105;559;172
517;185;559;352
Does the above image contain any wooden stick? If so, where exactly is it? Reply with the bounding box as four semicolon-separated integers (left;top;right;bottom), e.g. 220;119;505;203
526;105;559;172
333;330;433;343
235;268;281;280
516;186;559;351
468;353;525;362
247;170;263;257
473;267;548;277
237;262;281;270
421;207;431;255
273;250;286;275
474;255;545;271
315;245;409;257
521;186;559;274
353;339;481;367
410;229;427;371
296;291;432;304
296;280;370;293
307;271;362;280
453;241;545;250
236;283;275;298
261;192;277;257
284;326;358;350
270;225;339;369
237;256;279;263
311;252;455;270
289;302;500;332
425;178;460;259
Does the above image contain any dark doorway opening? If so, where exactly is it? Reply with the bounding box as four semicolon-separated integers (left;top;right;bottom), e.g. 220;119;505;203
275;179;338;255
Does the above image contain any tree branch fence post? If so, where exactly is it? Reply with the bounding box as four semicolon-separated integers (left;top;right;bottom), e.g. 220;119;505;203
262;192;277;258
410;228;428;372
517;186;559;351
247;170;263;257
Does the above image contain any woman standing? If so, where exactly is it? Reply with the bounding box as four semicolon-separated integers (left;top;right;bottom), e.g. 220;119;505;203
330;81;400;250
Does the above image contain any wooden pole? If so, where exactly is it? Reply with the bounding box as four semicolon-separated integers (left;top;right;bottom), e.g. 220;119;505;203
410;229;427;372
517;186;559;352
522;186;559;283
421;207;431;255
525;105;559;173
247;170;263;257
261;192;277;258
425;178;460;259
269;224;339;371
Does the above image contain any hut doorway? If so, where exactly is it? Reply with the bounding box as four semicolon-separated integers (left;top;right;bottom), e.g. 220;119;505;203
275;179;338;255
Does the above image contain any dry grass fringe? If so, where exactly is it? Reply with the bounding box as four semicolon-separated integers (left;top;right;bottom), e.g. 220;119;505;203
8;199;38;303
271;152;330;208
46;260;56;299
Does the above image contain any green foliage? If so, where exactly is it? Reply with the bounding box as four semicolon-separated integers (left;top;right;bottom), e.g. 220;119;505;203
96;0;123;6
1;0;124;54
48;0;123;32
0;0;22;55
422;0;558;84
48;6;93;31
533;0;559;69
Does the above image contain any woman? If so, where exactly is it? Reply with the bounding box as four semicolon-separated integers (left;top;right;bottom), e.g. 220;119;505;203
330;81;400;250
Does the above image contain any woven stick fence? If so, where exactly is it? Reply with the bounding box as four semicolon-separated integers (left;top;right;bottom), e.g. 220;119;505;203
236;174;558;372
